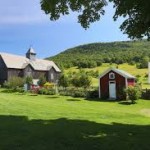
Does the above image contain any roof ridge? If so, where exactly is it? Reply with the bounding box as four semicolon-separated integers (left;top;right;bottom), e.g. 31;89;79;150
0;52;61;72
0;52;28;59
99;67;135;79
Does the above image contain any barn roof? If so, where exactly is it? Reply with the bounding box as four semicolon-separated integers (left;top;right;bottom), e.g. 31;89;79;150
99;68;135;79
0;52;61;72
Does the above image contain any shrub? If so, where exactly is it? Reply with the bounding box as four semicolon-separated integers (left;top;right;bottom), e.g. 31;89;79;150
44;82;55;89
31;87;40;94
79;73;91;89
142;89;150;100
125;86;142;103
58;87;86;97
38;75;46;86
58;87;74;96
71;75;81;88
15;87;25;93
58;74;70;88
73;90;86;97
25;76;33;84
4;77;25;90
38;87;55;95
86;89;99;99
71;73;91;89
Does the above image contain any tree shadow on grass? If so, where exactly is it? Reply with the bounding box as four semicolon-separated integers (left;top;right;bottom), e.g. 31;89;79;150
118;101;136;105
45;96;60;99
85;98;118;103
29;94;38;96
0;89;15;93
67;99;81;102
0;115;150;150
119;101;132;105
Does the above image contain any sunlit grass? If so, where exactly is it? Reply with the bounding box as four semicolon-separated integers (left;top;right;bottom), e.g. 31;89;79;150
0;90;150;149
64;63;150;88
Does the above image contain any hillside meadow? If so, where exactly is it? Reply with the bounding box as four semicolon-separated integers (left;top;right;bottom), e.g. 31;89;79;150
0;89;150;150
64;63;150;89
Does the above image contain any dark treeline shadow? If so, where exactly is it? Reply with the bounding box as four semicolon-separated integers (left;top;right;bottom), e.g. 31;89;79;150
0;115;150;150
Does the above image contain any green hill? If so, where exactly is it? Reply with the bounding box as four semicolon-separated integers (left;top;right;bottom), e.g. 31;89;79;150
47;40;150;68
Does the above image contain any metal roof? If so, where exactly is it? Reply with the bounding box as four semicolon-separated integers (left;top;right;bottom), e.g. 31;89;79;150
99;68;135;79
0;52;61;72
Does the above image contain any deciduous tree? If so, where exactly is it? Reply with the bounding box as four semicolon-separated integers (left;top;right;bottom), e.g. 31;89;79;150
41;0;150;39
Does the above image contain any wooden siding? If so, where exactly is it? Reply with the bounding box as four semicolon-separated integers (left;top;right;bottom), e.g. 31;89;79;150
127;79;135;86
7;69;23;81
23;65;47;79
100;71;126;99
0;56;8;84
47;67;60;83
0;59;60;84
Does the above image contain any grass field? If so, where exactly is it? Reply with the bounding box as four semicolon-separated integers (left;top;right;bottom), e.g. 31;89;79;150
0;90;150;150
65;63;150;88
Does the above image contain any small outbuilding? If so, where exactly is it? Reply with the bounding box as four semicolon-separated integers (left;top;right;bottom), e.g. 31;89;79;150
99;68;136;100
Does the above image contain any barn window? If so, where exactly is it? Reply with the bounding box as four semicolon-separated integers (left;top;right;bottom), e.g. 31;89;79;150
51;73;54;80
109;72;115;79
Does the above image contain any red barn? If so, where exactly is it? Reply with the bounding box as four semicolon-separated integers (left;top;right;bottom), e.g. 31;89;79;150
99;68;136;100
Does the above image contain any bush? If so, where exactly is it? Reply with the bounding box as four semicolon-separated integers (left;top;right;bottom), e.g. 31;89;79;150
25;76;33;84
15;87;25;93
142;89;150;100
86;89;99;99
58;87;86;97
79;73;91;89
4;77;25;90
38;75;46;86
44;82;55;88
58;74;70;88
71;73;91;89
125;86;142;103
38;87;55;95
58;87;74;96
73;90;86;97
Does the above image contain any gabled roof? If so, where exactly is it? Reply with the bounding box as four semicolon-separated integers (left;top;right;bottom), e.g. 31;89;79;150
99;68;135;79
0;52;61;72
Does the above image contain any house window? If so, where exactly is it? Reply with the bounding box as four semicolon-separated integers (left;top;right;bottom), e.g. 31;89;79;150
27;71;32;77
51;73;54;80
109;72;115;79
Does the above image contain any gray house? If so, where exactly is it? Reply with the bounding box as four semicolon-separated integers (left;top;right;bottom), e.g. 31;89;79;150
0;48;61;84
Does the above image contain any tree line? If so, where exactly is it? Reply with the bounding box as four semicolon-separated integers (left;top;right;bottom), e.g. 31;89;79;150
47;40;150;69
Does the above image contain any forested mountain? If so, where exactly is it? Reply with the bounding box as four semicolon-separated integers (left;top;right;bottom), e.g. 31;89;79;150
47;40;150;69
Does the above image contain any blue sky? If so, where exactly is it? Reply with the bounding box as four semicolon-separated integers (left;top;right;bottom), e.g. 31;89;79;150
0;0;129;58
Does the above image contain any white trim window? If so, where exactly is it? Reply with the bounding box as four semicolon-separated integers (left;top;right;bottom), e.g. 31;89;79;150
109;72;115;79
51;73;54;80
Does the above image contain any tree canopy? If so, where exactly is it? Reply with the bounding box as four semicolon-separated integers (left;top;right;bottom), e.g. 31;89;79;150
47;40;150;69
41;0;150;39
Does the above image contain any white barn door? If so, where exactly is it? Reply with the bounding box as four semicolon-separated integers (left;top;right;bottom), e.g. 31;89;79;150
109;81;116;99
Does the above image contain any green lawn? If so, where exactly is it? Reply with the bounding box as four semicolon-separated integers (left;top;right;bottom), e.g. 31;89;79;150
0;90;150;150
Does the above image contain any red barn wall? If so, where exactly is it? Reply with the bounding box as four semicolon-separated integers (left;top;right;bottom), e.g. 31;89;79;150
127;79;135;86
100;71;126;99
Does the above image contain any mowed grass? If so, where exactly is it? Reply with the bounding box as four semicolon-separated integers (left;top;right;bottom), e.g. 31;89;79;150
0;90;150;150
65;63;150;88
